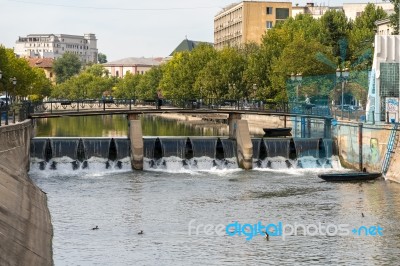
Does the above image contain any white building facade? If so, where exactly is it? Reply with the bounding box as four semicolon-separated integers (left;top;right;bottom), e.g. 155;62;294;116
14;33;98;64
366;35;400;123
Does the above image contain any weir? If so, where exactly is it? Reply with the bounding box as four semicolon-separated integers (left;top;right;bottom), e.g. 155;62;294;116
30;136;337;171
251;137;334;169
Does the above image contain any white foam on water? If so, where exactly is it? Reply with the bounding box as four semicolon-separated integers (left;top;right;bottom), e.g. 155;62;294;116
253;155;343;175
143;156;240;174
29;156;132;178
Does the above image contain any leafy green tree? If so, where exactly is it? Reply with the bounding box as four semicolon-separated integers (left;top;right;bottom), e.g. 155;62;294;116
389;0;399;34
53;52;82;84
51;64;114;100
137;66;163;99
270;33;335;101
0;46;52;100
160;44;216;101
113;72;142;98
98;53;108;64
320;10;351;61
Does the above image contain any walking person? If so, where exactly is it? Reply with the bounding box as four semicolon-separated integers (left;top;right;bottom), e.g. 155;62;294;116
156;90;163;110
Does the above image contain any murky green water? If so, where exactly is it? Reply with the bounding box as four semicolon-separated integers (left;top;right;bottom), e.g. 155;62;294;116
35;115;225;137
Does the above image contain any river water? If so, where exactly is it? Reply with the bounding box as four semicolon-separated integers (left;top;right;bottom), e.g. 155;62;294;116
30;115;400;265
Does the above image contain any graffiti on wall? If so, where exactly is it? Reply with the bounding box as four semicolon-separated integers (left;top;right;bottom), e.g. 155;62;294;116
370;138;379;164
386;97;399;122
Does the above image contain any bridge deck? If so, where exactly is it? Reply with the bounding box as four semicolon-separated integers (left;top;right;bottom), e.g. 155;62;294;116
29;108;330;120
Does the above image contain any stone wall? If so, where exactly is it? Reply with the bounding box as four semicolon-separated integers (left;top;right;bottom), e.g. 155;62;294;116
0;121;53;265
334;122;392;173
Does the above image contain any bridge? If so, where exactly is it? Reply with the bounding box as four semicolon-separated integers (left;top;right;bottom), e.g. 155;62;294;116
2;99;334;171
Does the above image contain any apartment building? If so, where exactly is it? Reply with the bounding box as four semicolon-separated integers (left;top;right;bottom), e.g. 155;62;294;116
14;33;98;64
293;2;394;21
292;3;342;19
214;1;292;49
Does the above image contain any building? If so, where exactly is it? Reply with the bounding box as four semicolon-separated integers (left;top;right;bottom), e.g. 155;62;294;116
169;38;211;56
292;2;394;21
214;1;292;49
103;57;162;78
366;35;400;123
14;33;98;64
375;18;395;35
342;2;394;22
26;58;55;83
292;3;342;19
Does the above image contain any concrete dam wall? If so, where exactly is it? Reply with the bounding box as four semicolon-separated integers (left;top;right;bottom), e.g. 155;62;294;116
0;121;53;265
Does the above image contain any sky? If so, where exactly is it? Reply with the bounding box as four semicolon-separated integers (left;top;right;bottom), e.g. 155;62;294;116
0;0;388;61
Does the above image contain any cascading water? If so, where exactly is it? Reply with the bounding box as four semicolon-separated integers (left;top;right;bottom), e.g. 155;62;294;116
30;137;131;172
143;137;238;171
253;138;340;170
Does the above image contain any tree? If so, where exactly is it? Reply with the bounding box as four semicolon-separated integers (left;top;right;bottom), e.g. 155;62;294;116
53;52;82;84
137;66;163;99
389;0;399;34
348;4;387;70
0;46;52;100
98;53;108;64
320;10;351;61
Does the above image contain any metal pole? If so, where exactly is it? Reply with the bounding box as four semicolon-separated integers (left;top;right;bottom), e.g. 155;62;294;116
358;123;363;171
341;80;344;120
5;90;8;125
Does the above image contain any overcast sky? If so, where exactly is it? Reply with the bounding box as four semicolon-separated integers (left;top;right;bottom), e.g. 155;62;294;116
0;0;385;61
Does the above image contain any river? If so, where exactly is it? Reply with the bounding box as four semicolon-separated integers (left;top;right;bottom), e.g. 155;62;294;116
29;115;400;265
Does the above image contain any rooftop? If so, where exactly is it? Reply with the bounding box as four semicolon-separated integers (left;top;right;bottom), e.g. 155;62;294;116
103;57;162;67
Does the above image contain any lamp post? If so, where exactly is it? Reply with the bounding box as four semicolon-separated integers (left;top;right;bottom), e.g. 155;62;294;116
10;77;17;104
290;73;302;102
252;83;257;109
0;70;3;125
290;73;302;137
336;67;349;117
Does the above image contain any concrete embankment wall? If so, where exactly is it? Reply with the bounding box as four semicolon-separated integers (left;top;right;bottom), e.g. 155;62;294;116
0;121;53;265
334;122;392;173
385;128;400;183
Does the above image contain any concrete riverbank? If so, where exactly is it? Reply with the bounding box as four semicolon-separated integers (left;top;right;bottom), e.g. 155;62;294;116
0;121;53;265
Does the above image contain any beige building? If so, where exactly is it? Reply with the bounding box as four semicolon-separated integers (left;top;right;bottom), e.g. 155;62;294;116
375;18;395;35
214;1;292;49
342;2;394;22
103;57;162;78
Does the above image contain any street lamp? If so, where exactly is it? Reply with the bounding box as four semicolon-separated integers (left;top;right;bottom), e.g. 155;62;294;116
336;67;349;112
10;77;17;104
290;73;302;102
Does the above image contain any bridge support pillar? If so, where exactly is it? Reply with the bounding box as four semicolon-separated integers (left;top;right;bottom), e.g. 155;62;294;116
324;118;332;139
233;120;253;170
128;114;143;170
228;113;241;139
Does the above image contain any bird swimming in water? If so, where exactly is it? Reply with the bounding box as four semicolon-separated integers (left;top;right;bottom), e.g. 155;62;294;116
92;226;99;230
138;230;144;235
263;231;269;241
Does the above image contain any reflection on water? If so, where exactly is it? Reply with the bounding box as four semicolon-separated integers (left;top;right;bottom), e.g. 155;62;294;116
35;115;226;137
30;167;400;265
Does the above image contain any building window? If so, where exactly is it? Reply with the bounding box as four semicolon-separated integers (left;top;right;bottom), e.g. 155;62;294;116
266;7;273;14
266;21;273;29
276;8;289;19
116;70;119;77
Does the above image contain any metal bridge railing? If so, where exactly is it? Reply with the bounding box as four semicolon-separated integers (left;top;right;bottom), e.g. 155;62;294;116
1;98;336;124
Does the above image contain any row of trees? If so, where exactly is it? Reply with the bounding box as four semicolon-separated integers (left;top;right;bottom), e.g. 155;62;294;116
0;46;52;101
1;4;393;105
